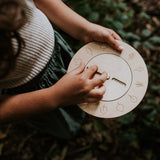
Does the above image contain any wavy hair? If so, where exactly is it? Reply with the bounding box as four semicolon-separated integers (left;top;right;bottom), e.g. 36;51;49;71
0;0;27;78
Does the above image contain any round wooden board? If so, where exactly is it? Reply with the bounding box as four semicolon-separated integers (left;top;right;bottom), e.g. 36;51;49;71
67;41;148;118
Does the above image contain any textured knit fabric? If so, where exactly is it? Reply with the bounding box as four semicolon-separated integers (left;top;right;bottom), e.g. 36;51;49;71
0;0;55;89
1;31;85;140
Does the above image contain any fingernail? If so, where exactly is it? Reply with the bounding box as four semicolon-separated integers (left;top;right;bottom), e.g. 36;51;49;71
119;46;124;50
102;72;108;80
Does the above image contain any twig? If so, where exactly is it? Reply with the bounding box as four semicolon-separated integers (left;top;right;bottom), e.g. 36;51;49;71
45;143;57;160
17;131;37;152
60;146;68;160
67;145;92;156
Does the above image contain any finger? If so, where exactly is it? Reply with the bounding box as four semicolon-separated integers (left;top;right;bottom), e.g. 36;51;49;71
69;62;85;75
88;85;106;98
109;29;122;41
83;65;98;79
86;87;106;103
91;71;108;87
105;35;123;52
86;97;102;103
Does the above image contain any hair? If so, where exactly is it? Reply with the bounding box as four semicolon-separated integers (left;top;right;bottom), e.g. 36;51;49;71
0;0;27;78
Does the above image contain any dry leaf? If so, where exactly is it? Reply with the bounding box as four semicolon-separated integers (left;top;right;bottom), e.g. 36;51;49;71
0;131;7;140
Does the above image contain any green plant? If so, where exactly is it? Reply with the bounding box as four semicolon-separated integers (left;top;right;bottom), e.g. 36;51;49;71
62;0;160;158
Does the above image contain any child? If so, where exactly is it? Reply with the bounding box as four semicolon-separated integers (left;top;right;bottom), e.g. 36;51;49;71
0;0;123;139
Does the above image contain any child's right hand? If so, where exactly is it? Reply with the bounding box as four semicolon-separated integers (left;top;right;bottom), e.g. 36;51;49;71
0;63;107;121
49;63;108;107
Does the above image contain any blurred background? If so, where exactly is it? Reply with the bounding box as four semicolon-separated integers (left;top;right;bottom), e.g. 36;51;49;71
0;0;160;159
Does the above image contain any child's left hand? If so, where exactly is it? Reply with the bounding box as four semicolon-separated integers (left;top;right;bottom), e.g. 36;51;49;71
84;23;123;52
34;0;123;52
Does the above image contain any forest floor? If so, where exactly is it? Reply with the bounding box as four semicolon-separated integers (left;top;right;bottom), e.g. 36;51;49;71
0;0;160;160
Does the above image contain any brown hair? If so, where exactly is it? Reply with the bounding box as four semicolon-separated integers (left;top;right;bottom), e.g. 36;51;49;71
0;0;27;78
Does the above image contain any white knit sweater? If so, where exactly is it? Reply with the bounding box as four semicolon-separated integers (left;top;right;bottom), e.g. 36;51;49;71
0;0;55;89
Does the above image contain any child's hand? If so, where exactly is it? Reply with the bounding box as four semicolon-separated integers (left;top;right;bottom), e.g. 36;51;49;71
35;0;123;51
84;23;123;52
50;63;108;107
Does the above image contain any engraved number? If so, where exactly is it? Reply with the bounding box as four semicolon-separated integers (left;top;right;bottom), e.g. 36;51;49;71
81;103;88;109
116;103;124;112
128;53;135;60
85;47;93;56
74;57;82;65
100;104;108;114
134;67;144;72
129;95;137;103
135;82;144;87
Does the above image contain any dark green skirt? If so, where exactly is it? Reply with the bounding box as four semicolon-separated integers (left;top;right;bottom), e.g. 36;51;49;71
1;31;85;139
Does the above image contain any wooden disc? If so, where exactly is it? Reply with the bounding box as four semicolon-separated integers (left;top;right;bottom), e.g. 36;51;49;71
67;41;148;118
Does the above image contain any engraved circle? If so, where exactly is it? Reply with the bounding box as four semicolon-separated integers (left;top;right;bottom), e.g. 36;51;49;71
86;53;133;101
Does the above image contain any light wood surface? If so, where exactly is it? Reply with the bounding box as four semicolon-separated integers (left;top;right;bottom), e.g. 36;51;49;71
67;41;148;118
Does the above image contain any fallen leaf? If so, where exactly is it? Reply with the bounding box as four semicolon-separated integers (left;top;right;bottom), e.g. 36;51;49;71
0;143;4;156
0;131;7;140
